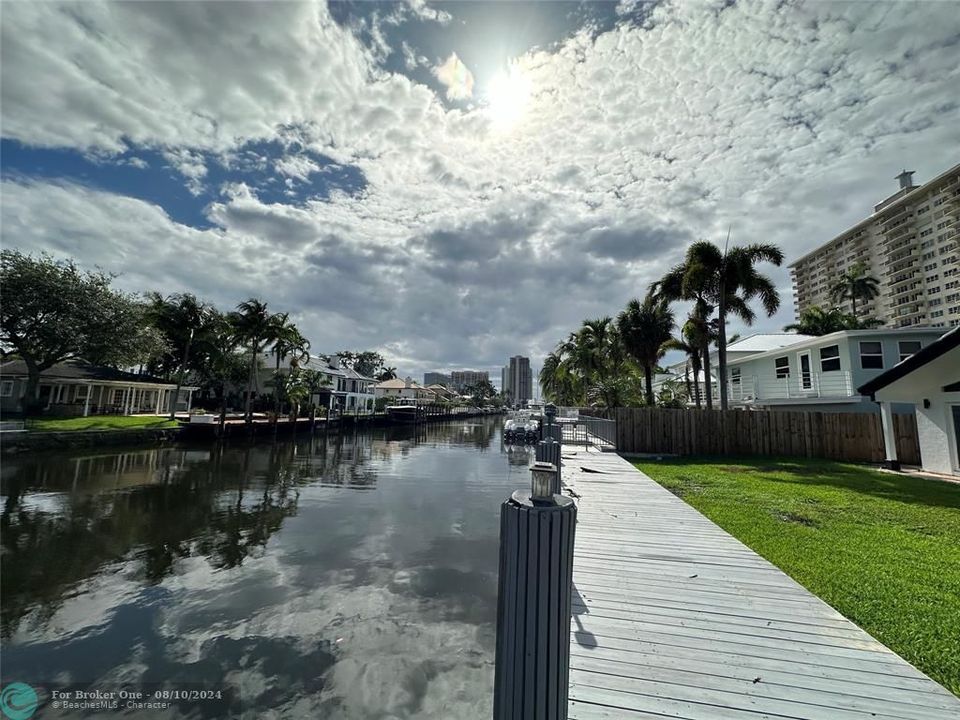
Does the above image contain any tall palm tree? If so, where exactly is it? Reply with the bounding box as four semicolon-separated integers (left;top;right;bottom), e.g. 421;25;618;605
233;298;275;424
268;313;310;417
830;262;880;318
146;292;213;419
617;296;675;405
652;250;717;409
715;243;784;410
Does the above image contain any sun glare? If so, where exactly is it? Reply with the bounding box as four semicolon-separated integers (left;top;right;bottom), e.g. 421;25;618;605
486;65;532;131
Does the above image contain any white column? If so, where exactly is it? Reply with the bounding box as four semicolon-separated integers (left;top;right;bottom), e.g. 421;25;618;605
83;385;92;417
879;401;900;470
155;390;162;415
186;389;193;412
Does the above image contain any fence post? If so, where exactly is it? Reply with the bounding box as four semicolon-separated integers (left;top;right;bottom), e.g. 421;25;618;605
494;461;576;720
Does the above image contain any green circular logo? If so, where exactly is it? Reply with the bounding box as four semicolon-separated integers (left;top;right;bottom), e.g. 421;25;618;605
0;683;38;720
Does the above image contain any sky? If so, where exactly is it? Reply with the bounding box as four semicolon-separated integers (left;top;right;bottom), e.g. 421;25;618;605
2;0;959;384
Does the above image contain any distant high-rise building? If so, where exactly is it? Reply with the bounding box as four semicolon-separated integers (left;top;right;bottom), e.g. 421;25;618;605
423;371;451;387
450;370;489;392
502;355;532;403
789;164;959;328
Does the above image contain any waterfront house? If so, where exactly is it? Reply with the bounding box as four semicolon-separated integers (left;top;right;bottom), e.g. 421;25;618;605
0;359;196;416
720;328;945;413
859;326;960;475
374;378;436;405
335;365;377;414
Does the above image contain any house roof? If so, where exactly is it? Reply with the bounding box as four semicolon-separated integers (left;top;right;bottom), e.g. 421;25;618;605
724;333;814;353
0;359;174;386
376;378;421;389
857;327;960;397
339;366;375;381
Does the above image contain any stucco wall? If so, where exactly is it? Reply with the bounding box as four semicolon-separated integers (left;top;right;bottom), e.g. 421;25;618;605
916;393;960;475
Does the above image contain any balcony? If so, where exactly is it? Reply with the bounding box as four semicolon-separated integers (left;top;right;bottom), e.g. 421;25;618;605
711;372;855;404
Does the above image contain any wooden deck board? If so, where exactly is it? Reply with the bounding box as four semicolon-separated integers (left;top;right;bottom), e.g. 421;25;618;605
562;445;959;719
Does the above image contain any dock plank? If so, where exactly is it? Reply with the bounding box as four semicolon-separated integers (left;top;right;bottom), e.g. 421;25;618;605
562;445;959;718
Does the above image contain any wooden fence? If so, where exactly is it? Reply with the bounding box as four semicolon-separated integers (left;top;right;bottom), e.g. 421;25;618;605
582;407;921;465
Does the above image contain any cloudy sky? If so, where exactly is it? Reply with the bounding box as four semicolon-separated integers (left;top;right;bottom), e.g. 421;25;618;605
2;0;959;383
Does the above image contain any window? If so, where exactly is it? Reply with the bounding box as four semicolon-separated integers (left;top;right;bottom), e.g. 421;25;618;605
820;345;841;372
898;341;922;362
859;342;884;369
76;385;89;400
774;356;790;379
0;380;13;398
730;368;741;385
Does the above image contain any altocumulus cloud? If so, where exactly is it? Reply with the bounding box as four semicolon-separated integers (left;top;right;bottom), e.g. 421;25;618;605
2;0;959;379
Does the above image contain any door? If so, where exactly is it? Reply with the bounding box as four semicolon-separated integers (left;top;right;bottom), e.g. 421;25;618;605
798;352;813;392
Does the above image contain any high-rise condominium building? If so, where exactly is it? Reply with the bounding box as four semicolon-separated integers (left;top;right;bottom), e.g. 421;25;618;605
501;356;532;402
423;372;451;387
450;370;489;392
789;164;960;328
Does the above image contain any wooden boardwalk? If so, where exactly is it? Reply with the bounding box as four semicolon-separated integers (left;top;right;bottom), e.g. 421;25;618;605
560;445;960;720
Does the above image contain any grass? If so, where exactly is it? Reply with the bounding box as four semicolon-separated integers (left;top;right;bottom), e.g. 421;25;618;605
635;456;960;697
26;415;180;432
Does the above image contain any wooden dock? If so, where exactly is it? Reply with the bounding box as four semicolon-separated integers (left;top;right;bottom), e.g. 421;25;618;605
561;445;960;719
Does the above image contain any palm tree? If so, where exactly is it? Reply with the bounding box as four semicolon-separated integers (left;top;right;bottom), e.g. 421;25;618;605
830;262;880;318
617;296;675;405
715;243;784;410
146;293;213;419
377;367;397;381
662;320;704;408
784;305;884;335
268;313;310;418
233;298;275;424
652;251;717;409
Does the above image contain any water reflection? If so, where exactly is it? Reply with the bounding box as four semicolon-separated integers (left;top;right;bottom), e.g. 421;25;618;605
1;418;525;718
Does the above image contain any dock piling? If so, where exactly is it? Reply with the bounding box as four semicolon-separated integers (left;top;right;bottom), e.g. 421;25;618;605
493;461;576;720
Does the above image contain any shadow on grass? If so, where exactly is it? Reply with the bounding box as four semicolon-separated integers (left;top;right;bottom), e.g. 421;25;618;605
647;456;960;511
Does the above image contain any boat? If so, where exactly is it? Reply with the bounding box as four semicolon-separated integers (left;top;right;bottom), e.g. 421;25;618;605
503;411;540;444
385;404;420;423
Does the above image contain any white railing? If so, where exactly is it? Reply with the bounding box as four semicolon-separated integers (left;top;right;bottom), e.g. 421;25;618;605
715;371;854;402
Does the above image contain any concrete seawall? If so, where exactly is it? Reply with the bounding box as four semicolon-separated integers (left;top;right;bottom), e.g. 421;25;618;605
1;427;183;455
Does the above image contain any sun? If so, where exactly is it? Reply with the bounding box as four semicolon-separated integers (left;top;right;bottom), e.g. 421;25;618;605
486;64;532;131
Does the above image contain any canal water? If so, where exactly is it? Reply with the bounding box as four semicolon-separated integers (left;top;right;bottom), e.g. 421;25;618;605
1;417;537;718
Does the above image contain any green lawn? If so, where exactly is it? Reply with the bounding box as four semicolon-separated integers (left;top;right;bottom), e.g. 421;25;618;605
635;457;960;696
27;415;181;432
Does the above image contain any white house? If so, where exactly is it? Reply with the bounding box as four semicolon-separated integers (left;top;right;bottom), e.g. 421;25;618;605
374;378;436;405
859;327;960;475
0;359;196;416
335;365;377;414
654;333;814;403
718;329;945;413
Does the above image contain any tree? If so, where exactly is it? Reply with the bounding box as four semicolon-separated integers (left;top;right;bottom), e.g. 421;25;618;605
146;292;214;419
617;295;675;405
653;240;783;411
0;251;144;413
377;366;397;381
830;262;880;318
715;242;784;410
784;305;884;335
464;379;497;406
662;318;707;409
333;350;388;378
191;311;247;430
652;254;716;409
268;313;310;418
232;299;276;424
